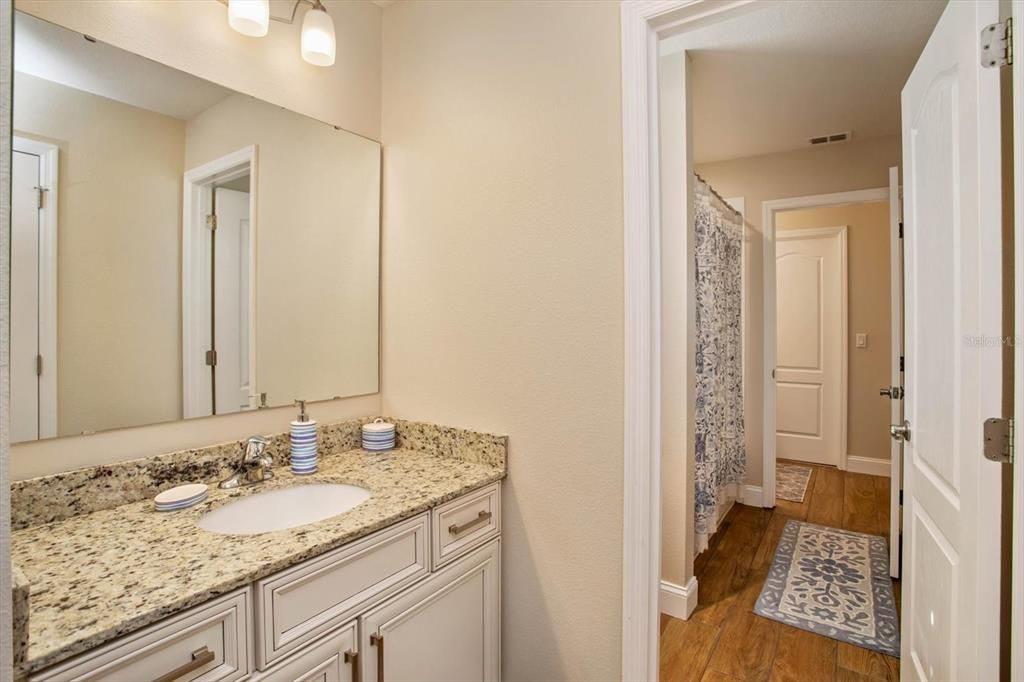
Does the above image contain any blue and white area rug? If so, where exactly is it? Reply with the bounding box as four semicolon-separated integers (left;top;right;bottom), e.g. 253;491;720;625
754;520;900;656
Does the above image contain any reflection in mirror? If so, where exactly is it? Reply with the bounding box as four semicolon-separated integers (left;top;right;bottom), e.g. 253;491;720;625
11;11;381;443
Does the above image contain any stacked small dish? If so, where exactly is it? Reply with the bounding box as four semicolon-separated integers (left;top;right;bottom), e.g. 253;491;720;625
154;483;208;512
291;421;319;475
362;418;396;452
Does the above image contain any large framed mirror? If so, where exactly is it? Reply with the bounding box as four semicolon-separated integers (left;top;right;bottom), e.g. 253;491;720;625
11;11;380;443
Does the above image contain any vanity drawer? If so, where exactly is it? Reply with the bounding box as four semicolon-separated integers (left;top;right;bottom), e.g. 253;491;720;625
431;483;501;569
255;512;429;669
248;621;358;682
31;588;251;682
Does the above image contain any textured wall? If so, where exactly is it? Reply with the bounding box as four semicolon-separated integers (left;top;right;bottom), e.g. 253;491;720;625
380;2;624;678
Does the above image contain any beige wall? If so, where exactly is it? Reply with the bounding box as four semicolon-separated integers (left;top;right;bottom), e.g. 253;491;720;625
659;52;696;589
14;72;185;437
380;1;623;679
695;134;900;486
15;0;382;140
11;2;383;480
185;93;380;408
776;202;893;462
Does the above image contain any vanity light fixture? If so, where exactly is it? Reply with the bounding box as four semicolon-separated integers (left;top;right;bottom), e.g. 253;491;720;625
301;1;336;66
222;0;337;67
227;0;270;37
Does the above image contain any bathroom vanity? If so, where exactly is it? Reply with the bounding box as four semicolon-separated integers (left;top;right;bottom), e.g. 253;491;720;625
11;419;507;681
7;6;509;681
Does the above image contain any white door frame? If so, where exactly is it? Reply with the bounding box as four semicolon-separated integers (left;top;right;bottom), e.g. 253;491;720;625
762;187;887;507
774;225;849;470
1011;1;1023;678
182;145;257;418
620;1;761;678
12;135;58;439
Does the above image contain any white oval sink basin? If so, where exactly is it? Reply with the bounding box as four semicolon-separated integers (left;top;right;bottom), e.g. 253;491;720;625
198;483;370;535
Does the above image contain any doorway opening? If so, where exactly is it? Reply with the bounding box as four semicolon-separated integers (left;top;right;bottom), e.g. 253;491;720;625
10;135;58;442
182;145;258;419
630;0;1017;680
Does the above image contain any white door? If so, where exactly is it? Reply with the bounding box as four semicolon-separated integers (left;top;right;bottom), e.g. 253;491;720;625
360;541;500;682
11;149;40;443
213;187;252;414
775;227;847;467
900;1;1004;679
887;166;904;579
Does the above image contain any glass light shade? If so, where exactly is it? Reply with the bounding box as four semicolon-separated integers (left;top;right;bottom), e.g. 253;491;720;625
301;6;336;67
228;0;269;38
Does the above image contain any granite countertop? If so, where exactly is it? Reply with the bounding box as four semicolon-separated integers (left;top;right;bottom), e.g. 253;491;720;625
12;446;505;675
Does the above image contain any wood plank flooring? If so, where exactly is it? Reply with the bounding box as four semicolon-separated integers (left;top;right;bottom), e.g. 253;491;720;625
660;462;900;682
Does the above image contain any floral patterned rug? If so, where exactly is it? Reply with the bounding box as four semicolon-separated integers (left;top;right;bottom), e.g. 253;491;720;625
776;462;813;502
754;520;900;657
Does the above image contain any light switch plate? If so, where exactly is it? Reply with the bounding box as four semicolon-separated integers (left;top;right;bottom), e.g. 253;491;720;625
855;333;868;348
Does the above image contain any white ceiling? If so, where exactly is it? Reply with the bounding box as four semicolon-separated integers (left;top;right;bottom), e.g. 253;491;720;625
661;0;947;164
14;11;233;121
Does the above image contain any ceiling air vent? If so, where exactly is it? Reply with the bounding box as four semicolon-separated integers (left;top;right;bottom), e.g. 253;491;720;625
809;131;852;146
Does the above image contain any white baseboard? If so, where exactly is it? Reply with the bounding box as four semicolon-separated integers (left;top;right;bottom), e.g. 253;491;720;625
846;455;891;477
659;577;698;620
739;484;763;507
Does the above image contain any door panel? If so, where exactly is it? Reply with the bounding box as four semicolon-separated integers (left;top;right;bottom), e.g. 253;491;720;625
213;187;252;414
775;228;845;466
11;149;40;443
900;1;1004;678
888;166;904;579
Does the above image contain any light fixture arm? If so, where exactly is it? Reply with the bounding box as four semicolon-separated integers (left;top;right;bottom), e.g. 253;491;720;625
217;0;328;26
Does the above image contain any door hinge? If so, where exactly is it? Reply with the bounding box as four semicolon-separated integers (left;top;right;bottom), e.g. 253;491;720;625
899;489;903;506
35;354;42;377
205;349;217;367
981;17;1013;68
34;186;48;209
983;417;1014;463
206;214;217;231
898;221;903;239
899;355;904;373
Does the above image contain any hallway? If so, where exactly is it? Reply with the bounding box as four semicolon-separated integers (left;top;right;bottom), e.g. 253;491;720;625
660;465;900;682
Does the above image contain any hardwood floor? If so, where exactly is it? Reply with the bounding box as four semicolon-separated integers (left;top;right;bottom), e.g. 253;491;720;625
660;462;900;682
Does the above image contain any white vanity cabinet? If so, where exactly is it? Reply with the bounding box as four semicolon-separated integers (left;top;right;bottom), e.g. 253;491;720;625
248;621;358;682
30;483;502;682
360;540;501;682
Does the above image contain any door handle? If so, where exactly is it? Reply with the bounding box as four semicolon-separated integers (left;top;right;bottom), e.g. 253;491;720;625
345;649;361;682
880;386;904;399
890;420;911;442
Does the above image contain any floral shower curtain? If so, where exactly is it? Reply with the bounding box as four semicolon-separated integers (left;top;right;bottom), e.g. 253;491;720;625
694;174;745;554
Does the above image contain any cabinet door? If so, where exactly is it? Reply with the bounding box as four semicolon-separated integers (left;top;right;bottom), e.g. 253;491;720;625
249;621;357;682
360;540;500;682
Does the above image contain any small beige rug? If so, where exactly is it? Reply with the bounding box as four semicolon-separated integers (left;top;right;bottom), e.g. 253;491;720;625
776;462;813;502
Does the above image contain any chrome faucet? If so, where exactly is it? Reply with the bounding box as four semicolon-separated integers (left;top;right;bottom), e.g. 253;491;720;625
219;435;274;489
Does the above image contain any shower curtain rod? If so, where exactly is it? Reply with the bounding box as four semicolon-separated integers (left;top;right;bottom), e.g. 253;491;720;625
694;172;744;220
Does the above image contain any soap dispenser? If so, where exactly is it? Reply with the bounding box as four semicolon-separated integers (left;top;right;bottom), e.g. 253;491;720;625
290;399;319;475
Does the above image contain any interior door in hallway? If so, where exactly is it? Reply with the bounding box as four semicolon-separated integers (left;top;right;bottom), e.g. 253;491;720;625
774;227;846;467
900;0;1005;678
11;149;40;442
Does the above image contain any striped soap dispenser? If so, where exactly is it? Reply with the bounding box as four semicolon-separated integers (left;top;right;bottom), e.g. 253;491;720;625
290;400;319;475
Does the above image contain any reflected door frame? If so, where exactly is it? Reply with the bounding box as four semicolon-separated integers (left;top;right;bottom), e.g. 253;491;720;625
11;135;58;440
182;145;258;419
761;186;888;507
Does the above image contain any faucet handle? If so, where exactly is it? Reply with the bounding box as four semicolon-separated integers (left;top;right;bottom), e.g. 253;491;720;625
243;435;270;463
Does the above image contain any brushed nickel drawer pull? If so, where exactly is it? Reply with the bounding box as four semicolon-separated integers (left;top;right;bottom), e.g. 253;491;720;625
448;510;492;536
153;646;215;682
345;649;361;682
370;634;384;682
